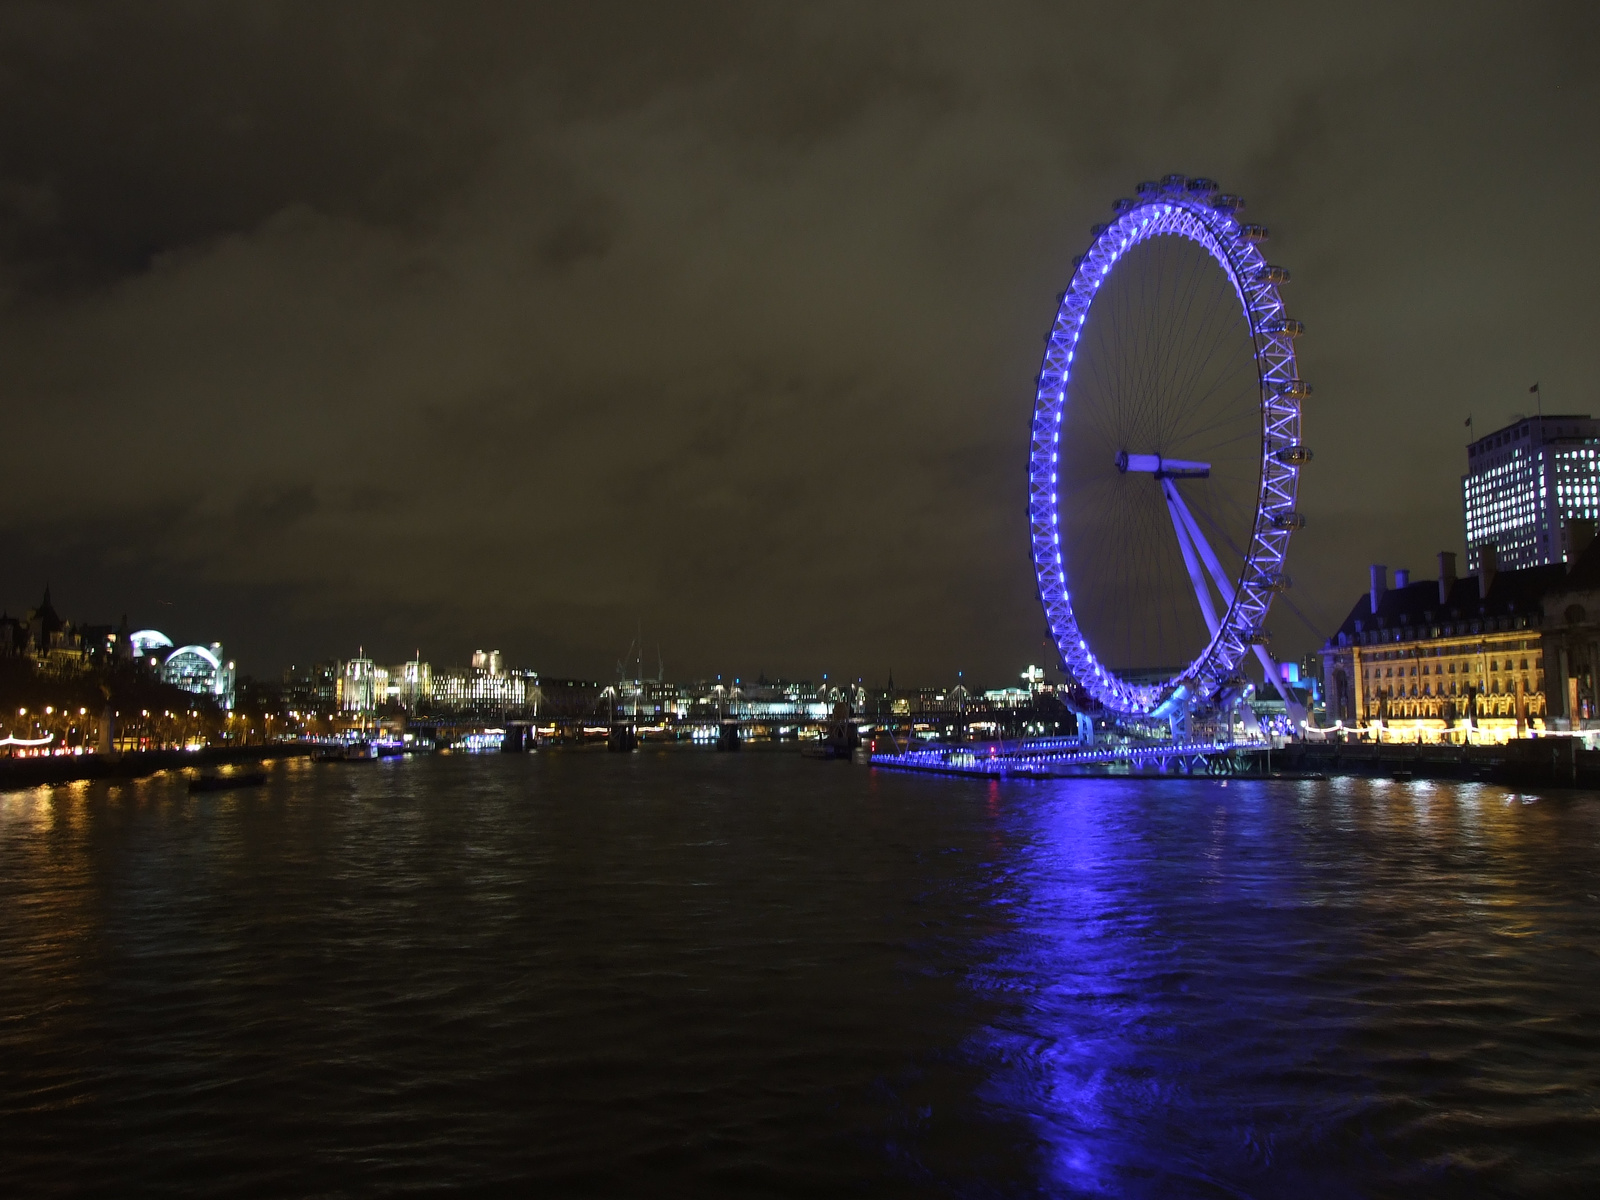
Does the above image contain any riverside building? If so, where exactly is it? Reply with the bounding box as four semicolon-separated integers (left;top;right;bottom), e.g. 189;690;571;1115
1463;414;1600;571
1320;527;1600;743
431;651;536;715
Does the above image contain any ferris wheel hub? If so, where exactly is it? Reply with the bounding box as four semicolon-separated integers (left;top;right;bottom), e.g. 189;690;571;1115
1115;452;1211;478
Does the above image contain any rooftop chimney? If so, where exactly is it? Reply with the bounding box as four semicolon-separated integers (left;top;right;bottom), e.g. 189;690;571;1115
1478;543;1498;600
1369;563;1387;615
1437;551;1457;604
1394;568;1410;588
1567;518;1595;569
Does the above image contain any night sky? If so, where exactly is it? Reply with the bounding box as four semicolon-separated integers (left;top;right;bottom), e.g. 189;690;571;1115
1;2;1596;685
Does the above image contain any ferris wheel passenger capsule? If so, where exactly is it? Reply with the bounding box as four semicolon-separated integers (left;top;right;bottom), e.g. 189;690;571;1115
1239;224;1270;242
1263;318;1304;336
1186;177;1219;195
1212;194;1245;213
1112;197;1139;213
1136;181;1161;196
1269;512;1308;530
1161;174;1188;191
1256;263;1290;283
1274;379;1312;399
1274;445;1314;465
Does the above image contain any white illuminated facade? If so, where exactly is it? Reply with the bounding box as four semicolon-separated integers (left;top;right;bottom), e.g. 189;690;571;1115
340;658;376;713
391;659;432;709
432;662;531;713
1463;414;1600;571
130;629;174;658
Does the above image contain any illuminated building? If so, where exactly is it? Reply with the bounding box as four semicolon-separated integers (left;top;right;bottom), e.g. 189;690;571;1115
339;657;376;713
1463;414;1600;571
130;629;173;658
981;686;1031;706
390;659;432;709
162;643;237;710
431;652;534;714
1321;551;1555;742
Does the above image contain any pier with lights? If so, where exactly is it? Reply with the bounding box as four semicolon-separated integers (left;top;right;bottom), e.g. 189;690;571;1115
870;734;1256;778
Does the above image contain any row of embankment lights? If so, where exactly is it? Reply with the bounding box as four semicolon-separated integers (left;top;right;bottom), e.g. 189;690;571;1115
15;707;201;717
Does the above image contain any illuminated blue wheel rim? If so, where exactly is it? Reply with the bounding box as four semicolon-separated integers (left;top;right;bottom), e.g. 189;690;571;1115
1029;177;1306;717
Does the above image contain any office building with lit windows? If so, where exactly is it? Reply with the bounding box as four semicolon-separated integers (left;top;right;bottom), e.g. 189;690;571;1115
1463;414;1600;571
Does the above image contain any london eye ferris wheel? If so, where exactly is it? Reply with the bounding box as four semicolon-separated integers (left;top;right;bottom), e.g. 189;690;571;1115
1030;175;1310;720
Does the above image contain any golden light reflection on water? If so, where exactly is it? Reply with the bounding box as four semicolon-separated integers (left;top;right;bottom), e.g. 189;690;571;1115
0;766;289;1009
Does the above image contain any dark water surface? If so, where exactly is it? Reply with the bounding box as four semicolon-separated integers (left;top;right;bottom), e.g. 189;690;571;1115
2;753;1598;1197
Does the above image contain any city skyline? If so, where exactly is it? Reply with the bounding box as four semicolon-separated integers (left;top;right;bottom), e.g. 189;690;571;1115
1;578;1065;696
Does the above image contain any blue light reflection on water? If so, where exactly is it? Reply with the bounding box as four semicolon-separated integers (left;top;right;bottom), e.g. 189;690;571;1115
966;775;1600;1198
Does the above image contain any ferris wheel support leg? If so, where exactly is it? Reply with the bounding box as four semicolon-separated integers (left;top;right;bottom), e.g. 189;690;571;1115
1164;480;1308;730
1252;645;1307;726
1161;480;1222;638
1168;702;1191;744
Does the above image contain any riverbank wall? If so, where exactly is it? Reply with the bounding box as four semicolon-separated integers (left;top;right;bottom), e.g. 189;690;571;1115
0;744;316;792
1240;738;1600;788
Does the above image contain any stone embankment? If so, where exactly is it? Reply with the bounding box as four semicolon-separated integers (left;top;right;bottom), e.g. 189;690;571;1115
1240;737;1600;788
0;744;316;792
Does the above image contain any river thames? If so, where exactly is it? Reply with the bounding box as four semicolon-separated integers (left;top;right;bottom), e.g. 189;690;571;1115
2;752;1597;1197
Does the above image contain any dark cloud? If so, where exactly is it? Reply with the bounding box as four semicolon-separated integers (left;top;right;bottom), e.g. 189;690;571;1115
0;0;1597;684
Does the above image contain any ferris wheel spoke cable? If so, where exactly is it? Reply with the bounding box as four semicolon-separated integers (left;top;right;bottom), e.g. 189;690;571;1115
1139;242;1195;450
1186;494;1335;642
1153;244;1215;447
1164;301;1249;447
1173;422;1261;465
1168;372;1259;443
1157;264;1246;452
1076;477;1166;668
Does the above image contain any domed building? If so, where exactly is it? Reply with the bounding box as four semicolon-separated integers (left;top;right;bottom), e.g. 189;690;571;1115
162;643;236;710
130;629;174;659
